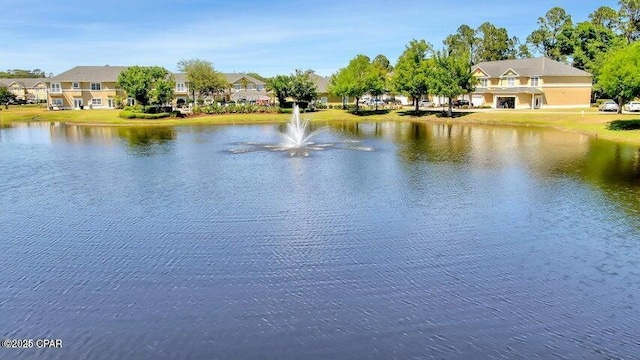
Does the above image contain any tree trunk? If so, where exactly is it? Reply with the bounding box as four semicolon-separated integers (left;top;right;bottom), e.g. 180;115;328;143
355;97;360;113
414;97;419;113
448;97;453;117
618;96;624;114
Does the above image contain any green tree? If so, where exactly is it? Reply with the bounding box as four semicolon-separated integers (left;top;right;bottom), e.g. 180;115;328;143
328;54;377;113
370;56;390;110
597;42;640;113
266;75;292;107
177;59;227;104
559;21;623;72
0;87;17;108
527;7;573;61
589;6;622;32
430;51;477;117
151;73;176;106
391;39;434;112
443;25;479;62
476;22;517;61
0;69;46;78
372;54;393;72
289;69;318;104
246;72;268;82
116;66;173;109
619;0;640;42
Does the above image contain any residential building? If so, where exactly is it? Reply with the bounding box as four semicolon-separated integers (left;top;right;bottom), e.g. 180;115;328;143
47;66;128;109
471;57;592;109
225;73;270;103
0;78;48;102
47;66;272;109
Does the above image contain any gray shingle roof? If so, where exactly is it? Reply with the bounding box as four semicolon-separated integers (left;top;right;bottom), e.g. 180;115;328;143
49;66;129;82
308;73;329;93
223;73;265;86
49;66;269;86
472;57;591;77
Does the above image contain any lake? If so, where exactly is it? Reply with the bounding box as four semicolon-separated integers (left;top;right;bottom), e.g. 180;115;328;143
1;121;639;359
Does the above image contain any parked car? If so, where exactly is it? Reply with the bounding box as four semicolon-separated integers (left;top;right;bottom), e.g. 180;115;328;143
624;101;640;112
452;99;470;107
418;100;433;107
599;100;619;112
8;98;27;105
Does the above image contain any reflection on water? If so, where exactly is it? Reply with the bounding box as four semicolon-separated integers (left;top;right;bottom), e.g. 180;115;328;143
1;120;640;359
117;127;177;156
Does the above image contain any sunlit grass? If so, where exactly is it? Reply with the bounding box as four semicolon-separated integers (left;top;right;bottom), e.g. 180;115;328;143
2;106;639;144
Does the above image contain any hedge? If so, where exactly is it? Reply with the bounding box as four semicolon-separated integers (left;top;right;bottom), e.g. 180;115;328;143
119;110;171;119
608;119;640;131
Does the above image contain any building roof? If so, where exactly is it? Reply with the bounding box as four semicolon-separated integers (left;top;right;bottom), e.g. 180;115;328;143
224;73;265;86
0;78;47;88
171;72;265;87
472;57;592;77
48;66;269;88
50;66;129;82
308;73;330;93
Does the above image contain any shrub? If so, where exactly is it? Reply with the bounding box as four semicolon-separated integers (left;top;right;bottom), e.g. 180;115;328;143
608;119;640;130
119;110;170;119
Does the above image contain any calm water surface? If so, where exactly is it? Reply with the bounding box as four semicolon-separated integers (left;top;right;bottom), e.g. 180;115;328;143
1;121;639;359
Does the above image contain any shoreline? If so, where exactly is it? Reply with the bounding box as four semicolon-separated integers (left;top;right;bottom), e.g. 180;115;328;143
2;107;639;145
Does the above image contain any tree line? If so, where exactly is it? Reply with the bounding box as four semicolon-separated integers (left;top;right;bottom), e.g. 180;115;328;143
328;1;640;114
0;69;47;79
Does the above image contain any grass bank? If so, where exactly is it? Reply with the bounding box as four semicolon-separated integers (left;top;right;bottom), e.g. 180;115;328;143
2;105;640;145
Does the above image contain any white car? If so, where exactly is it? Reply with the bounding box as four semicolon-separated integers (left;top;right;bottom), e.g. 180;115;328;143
599;100;619;112
624;101;640;112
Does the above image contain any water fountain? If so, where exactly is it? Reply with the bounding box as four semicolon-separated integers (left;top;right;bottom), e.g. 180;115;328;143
230;104;373;156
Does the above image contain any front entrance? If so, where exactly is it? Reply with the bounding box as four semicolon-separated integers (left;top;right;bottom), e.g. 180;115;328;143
73;98;83;109
533;95;542;109
108;98;115;108
496;96;515;109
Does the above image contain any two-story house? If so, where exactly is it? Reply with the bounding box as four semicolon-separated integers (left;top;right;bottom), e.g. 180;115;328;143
46;66;273;108
471;57;592;109
225;73;269;103
174;73;270;104
0;78;48;102
47;66;128;109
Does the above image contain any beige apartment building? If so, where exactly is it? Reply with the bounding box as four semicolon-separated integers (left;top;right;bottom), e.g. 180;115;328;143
0;78;48;102
47;66;270;109
471;57;592;109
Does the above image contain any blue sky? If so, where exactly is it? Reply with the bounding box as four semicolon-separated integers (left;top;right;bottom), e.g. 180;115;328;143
0;0;620;77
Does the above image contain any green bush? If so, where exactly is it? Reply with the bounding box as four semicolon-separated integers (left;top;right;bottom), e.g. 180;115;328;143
608;119;640;130
119;110;170;119
123;105;144;112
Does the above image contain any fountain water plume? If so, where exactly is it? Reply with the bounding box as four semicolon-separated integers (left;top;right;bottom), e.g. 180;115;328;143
229;103;374;156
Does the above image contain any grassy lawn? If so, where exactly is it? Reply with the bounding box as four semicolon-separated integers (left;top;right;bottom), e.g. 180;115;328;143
2;105;640;144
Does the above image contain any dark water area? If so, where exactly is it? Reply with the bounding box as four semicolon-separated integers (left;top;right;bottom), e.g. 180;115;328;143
1;121;639;359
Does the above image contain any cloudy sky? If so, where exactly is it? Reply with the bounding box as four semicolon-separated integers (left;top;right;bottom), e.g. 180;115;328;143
0;0;619;77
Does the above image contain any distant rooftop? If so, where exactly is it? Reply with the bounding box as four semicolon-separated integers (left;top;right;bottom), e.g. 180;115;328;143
472;57;592;77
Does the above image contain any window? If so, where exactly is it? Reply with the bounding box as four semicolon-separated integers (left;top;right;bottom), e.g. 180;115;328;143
479;78;488;87
90;83;101;91
506;77;516;87
91;98;102;106
257;85;264;91
51;98;63;106
248;84;256;90
50;83;61;93
127;98;135;106
531;77;539;86
233;83;242;90
72;82;80;89
176;83;186;92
